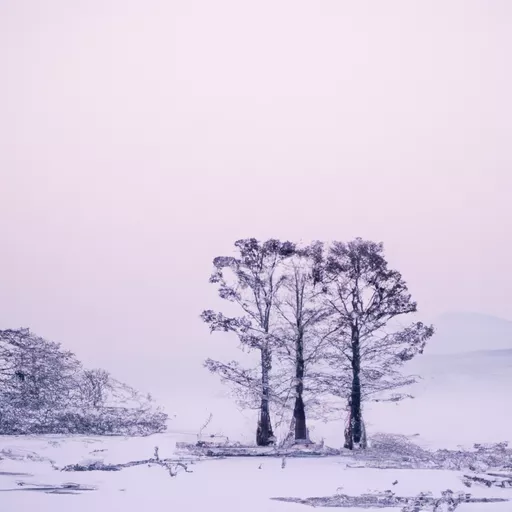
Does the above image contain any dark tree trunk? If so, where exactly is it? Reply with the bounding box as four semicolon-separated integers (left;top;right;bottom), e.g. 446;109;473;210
349;324;363;448
294;330;307;441
294;395;306;441
256;400;273;446
256;345;274;446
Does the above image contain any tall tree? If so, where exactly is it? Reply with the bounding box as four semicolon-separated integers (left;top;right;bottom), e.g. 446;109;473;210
323;239;434;449
201;238;295;446
274;243;335;442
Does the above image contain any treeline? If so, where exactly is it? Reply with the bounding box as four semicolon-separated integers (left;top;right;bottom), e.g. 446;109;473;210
202;238;434;449
0;328;167;435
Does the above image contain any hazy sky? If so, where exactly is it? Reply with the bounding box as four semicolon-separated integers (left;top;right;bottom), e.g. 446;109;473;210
1;1;511;398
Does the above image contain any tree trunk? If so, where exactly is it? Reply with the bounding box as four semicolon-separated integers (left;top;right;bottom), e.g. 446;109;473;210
294;330;307;441
348;324;363;449
256;345;274;446
294;395;307;441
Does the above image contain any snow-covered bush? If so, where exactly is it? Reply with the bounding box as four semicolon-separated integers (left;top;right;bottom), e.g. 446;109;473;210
0;328;168;436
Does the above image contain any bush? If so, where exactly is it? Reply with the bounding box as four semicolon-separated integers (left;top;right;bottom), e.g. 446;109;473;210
0;328;168;436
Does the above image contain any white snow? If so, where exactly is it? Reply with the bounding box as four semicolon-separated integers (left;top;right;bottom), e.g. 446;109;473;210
1;432;511;511
1;346;512;511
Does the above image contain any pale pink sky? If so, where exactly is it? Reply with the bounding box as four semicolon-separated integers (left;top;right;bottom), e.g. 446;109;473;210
0;1;511;388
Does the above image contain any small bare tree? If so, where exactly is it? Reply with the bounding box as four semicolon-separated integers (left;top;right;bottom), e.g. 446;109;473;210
78;368;111;409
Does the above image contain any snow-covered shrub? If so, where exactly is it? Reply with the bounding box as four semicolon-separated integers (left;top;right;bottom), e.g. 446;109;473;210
0;328;168;436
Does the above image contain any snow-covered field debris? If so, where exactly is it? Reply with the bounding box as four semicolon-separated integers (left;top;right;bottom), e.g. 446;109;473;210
1;433;512;511
175;440;341;458
273;490;508;510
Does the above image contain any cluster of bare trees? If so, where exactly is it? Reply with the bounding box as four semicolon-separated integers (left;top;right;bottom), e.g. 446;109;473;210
201;238;434;449
0;328;167;435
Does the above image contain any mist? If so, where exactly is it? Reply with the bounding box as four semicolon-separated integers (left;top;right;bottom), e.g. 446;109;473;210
1;1;511;432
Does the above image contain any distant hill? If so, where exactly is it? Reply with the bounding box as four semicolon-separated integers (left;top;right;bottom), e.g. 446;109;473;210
424;311;512;355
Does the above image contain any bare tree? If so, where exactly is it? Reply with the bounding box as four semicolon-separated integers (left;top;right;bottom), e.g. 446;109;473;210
274;243;335;442
0;329;82;431
323;239;434;449
0;328;31;378
1;329;33;416
8;331;80;409
78;368;112;409
201;238;295;446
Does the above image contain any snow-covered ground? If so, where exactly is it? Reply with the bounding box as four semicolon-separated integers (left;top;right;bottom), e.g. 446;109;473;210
1;434;511;511
1;347;512;511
